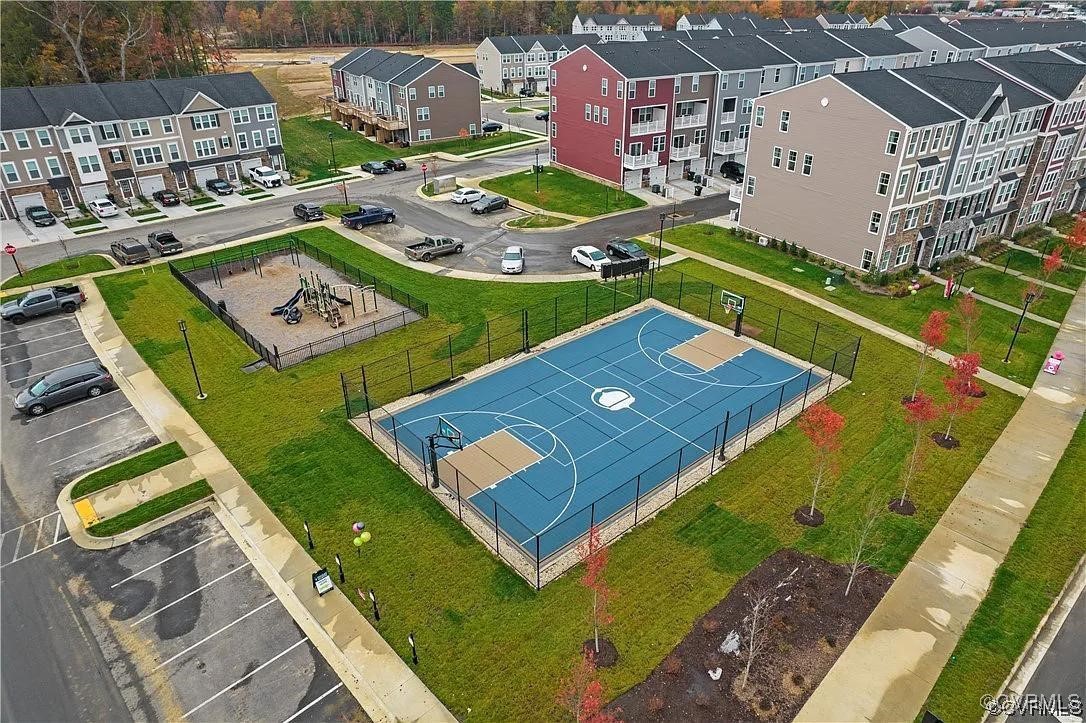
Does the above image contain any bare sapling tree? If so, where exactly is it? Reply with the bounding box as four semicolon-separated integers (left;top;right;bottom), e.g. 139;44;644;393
739;567;798;690
845;496;884;597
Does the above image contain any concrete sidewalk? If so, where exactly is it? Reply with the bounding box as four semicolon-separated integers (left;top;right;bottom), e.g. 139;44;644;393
929;272;1060;328
969;256;1077;295
662;240;1031;398
60;279;454;723
796;282;1085;722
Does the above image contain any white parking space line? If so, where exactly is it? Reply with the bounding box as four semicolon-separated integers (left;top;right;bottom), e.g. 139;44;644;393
30;516;46;554
152;598;277;670
35;389;121;418
36;406;131;443
0;342;90;367
5;358;98;386
49;426;151;465
53;514;63;544
182;638;308;719
131;562;252;627
0;317;80;334
11;527;24;561
110;532;225;589
6;328;84;345
281;683;344;723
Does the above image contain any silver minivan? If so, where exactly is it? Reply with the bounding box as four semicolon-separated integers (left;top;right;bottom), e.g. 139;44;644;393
14;361;114;416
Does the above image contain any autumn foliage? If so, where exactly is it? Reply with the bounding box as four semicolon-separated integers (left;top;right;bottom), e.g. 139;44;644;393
797;403;845;518
898;392;940;506
955;293;982;355
580;525;614;657
1066;216;1086;266
940;353;982;444
556;653;621;723
912;310;951;401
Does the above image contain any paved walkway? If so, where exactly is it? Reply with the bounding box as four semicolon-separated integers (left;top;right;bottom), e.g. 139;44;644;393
662;241;1031;398
796;282;1085;722
56;280;454;723
929;272;1060;328
968;256;1077;294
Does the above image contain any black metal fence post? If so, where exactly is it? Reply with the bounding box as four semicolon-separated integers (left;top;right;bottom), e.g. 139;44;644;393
340;373;351;417
677;274;684;309
674;449;683;498
554;296;559;337
743;405;753;450
406;349;414;393
536;537;541;590
584;285;590;325
493;501;499;552
633;475;641;524
486;321;492;363
522;308;529;352
391;417;401;465
707;282;715;321
772;307;782;348
710;425;720;473
774;384;786;430
809;321;821;362
826;351;839;397
447;335;454;378
801;367;814;410
455;472;462;520
718;410;731;462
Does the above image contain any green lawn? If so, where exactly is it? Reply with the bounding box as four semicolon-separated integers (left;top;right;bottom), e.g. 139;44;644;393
507;213;572;229
282;117;397;182
185;195;217;207
126;206;161;217
71;442;187;499
64;216;104;229
1048;213;1078;235
406;130;533;157
922;418;1085;723
989;248;1086;290
481;167;646;217
88;479;212;537
481;88;519;100
2;254;114;289
666;225;1056;385
960;265;1074;322
505;106;534;113
95;226;1021;721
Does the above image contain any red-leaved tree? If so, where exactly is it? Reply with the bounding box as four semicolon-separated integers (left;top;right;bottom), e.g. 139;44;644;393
938;353;981;448
580;525;614;658
955;293;982;355
1037;244;1064;295
911;310;950;402
796;403;845;523
895;392;940;512
1065;216;1086;267
556;653;621;723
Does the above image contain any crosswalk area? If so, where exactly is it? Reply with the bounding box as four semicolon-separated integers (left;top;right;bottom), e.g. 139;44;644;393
0;509;71;569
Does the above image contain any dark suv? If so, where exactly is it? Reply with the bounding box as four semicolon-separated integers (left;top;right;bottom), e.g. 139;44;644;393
110;239;151;264
206;178;234;195
14;360;114;416
293;202;325;221
340;205;396;229
720;161;745;183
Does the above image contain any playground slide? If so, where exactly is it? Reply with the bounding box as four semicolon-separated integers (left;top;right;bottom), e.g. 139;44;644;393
330;293;353;306
271;287;305;316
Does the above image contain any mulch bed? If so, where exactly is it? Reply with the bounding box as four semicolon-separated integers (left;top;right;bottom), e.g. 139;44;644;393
607;549;892;722
932;432;961;449
888;498;916;516
584;638;619;668
792;506;824;527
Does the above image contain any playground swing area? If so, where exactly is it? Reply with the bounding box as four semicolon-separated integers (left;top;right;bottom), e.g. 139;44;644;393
173;237;426;369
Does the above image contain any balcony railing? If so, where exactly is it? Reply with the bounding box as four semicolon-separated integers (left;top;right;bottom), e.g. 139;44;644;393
720;111;737;124
670;144;701;160
673;113;708;129
629;119;666;136
713;138;747;156
623;151;659;169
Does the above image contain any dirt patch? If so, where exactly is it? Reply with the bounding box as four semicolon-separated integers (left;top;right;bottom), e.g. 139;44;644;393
607;549;891;722
792;506;824;527
932;432;961;449
887;498;916;516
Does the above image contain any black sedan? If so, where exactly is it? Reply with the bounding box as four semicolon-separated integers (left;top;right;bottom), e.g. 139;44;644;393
535;111;549;121
361;161;390;175
606;239;649;260
481;121;503;133
293;202;325;221
24;205;56;227
152;189;181;206
206;178;234;195
720;161;745;183
383;158;407;171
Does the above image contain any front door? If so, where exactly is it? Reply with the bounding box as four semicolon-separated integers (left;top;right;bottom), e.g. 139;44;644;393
57;187;75;209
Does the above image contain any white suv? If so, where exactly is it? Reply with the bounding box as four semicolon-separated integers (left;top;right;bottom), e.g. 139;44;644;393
248;165;283;188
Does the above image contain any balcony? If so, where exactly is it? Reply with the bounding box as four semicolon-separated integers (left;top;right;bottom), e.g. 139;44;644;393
720;111;737;124
629;119;666;136
623;151;659;169
713;139;747;156
670;144;701;160
673;113;708;129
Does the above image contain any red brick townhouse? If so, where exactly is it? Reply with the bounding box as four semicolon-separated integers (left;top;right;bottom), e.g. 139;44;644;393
549;42;718;190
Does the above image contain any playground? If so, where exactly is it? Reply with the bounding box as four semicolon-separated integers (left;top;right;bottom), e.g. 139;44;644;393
182;242;424;367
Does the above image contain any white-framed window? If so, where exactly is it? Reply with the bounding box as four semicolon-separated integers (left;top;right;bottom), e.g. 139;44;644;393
799;66;808;82
132;145;163;166
745;175;756;196
161;118;174;134
45;156;62;177
593;105;600;123
652;135;666;153
802;153;813;176
418;129;432;141
895;243;911;266
868;211;883;235
694;128;706;144
36;129;52;147
930;49;938;63
68;127;93;144
647;79;655;98
879;249;892;271
964;123;977;147
896;170;911;198
943;124;954;149
251;130;263;148
627;81;635;99
952;161;967;187
416;106;430;121
193;138;217;158
108;148;124;164
904;207;919;230
167;142;180;160
885;130;900;155
674;79;680;95
995;179;1019;206
779;110;790;132
428;85;436;98
236;133;248;151
438;85;446;98
742;98;753;115
906;132;919;156
468;123;476;135
601;78;608;96
754;106;765;127
602;108;609;125
584;103;591;121
551;69;557;86
721;74;729;90
191;113;219;130
692;76;700;92
616;81;624;99
409;88;417;101
1;162;18;183
876;171;891;195
887;211;899;234
77;154;102;173
267;128;278;145
861;248;874;271
786;149;797;172
551;97;557;112
773;68;781;83
919;128;932;153
232;108;251;124
915;167;936;194
550;146;556;162
23;159;42;180
923;202;935;225
99;123;119;141
614;139;621;157
256;105;274;121
1039;170;1060;194
771;146;782;168
13;130;30;149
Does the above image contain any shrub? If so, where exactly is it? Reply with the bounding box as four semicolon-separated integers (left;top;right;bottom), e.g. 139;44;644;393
768;238;778;250
647;695;665;716
800;246;809;260
789;242;798;256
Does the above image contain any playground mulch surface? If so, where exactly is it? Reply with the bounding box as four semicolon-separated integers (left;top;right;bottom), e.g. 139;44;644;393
191;251;414;355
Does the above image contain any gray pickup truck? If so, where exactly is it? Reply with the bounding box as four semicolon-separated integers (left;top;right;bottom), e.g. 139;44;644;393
1;285;85;325
404;235;465;262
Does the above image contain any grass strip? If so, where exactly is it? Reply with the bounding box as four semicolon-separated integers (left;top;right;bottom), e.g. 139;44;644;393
481;167;645;217
2;254;114;289
64;216;104;229
88;479;212;537
194;204;226;212
507;213;572;229
135;215;169;223
246;193;274;201
71;442;187;499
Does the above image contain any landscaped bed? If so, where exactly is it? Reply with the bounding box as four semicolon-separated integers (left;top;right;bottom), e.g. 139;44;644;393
71;441;186;499
88;479;212;537
958;264;1074;322
480;167;646;217
64;216;105;229
1;254;114;289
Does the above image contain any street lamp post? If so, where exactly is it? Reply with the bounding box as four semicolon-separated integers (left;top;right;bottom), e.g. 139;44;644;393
657;211;666;269
534;147;540;193
1003;290;1035;364
328;131;337;172
178;320;206;400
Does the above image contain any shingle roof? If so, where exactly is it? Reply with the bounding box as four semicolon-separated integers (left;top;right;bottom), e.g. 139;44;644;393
834;70;963;126
453;62;479;79
749;17;789;32
953;18;1086;47
0;87;50;130
579;13;660;26
681;35;794;71
1056;45;1086;63
760;31;861;63
821;13;855;25
887;16;985;49
826;29;920;57
331;48;370;71
896;60;1048;115
388;56;440;85
784;17;822;30
983;50;1086;100
368;53;428;83
486;36;524;54
588;41;715;78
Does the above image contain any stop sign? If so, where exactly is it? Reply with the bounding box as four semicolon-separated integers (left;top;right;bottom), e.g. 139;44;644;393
421;163;428;172
3;243;15;256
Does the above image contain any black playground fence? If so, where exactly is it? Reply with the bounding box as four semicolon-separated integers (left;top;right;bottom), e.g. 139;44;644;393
340;265;861;587
169;235;428;369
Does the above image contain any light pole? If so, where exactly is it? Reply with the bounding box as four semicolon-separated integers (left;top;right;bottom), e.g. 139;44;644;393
328;131;337;172
178;320;206;400
1003;290;1035;364
657;211;666;269
534;147;540;193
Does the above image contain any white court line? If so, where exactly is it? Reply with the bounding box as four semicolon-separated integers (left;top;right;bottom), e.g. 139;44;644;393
0;342;90;367
10;527;24;562
5;358;98;386
131;562;252;627
30;515;47;554
281;683;344;723
153;598;277;670
36;406;132;443
49;425;151;465
6;328;84;345
182;638;308;718
0;316;80;334
110;532;225;589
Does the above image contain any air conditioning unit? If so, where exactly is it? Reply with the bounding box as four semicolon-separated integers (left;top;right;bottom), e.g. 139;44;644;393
758;236;769;246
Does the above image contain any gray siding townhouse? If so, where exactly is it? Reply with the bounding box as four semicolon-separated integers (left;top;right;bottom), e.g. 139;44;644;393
759;31;866;77
330;48;481;144
826;29;925;70
572;13;662;40
0;72;282;219
875;15;988;65
817;13;871;30
475;35;595;94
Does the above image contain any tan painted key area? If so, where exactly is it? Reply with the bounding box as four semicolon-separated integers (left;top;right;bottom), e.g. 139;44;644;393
668;329;751;371
436;429;542;497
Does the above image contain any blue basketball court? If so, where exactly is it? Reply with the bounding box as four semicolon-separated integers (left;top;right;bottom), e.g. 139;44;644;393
379;307;822;559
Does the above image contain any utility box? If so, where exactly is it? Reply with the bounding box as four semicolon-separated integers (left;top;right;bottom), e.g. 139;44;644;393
432;174;457;194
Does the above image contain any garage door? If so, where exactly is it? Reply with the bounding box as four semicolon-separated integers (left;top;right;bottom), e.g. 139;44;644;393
138;174;166;196
12;192;46;218
241;157;263;173
623;170;642;190
648;166;666;187
80;183;108;202
193;166;220;185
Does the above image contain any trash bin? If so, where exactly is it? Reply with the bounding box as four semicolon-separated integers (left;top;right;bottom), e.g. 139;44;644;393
694;185;702;196
651;184;661;194
827;269;846;286
694;174;703;185
686;170;695;182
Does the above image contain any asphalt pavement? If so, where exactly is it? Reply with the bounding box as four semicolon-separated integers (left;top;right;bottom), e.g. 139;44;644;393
1009;591;1085;722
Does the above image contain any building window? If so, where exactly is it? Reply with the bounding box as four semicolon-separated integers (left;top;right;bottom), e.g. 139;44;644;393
551;97;557;112
132;146;163;166
160;118;173;134
77;154;102;173
36;129;52;147
13;130;30;149
593;105;600;123
409;88;417;101
647;79;655;97
876;171;891;195
786;149;797;172
868;211;882;235
438;85;445;98
742;98;753;115
108;148;124;164
428;85;436;98
802;153;813;176
721;74;729;90
550;147;556;162
896;170;910;198
601;78;608;96
879;249;891;271
754;106;764;127
602;108;609;125
550;122;556;138
256;105;274;121
885;130;900;155
964;123;977;147
887;212;899;234
418;129;432;141
193;139;217;158
930;49;938;63
779;110;790;132
2;162;18;183
674;79;680;95
551;69;557;86
895;244;911;266
416;106;430;121
251;130;264;148
627;81;635;99
745;175;756;196
68;127;92;144
906;132;919;156
953;161;967;187
191;113;219;130
616;82;624;99
692;76;699;92
652;135;665;152
923;202;934;225
46;157;62;177
232;108;251;124
919;128;932;153
771;147;782;168
773;68;781;83
168;142;180;161
614;139;621;156
236;133;248;151
584;103;591;121
904;207;919;230
23;159;42;180
861;248;874;271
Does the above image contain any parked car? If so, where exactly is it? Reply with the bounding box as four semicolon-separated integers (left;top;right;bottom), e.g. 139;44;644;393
88;198;119;218
450;188;484;205
535;111;549;121
248;165;283;188
501;246;524;274
152;189;181;206
1;285;85;325
340;204;396;229
13;360;114;417
518;87;534;97
383;158;407;171
147;230;183;255
24;205;56;227
361;161;390;175
405;235;465;261
470;195;508;214
481;121;503;133
720;161;745;183
110;239;151;265
293;202;325;221
571;245;610;272
206;178;234;195
605;239;648;260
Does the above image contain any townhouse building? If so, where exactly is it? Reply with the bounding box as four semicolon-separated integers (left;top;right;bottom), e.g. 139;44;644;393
572;14;662;41
0;72;283;219
950;18;1086;55
677;12;869;32
329;48;481;144
875;14;988;64
475;35;596;94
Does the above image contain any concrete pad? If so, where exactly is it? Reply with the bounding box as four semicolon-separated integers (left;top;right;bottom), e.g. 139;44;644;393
286;569;344;626
88;484;142;519
910;525;1001;602
937;494;1027;557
